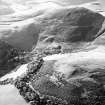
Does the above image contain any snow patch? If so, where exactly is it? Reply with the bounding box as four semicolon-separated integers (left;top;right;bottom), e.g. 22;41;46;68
0;64;28;81
43;46;105;61
43;46;105;75
0;84;29;105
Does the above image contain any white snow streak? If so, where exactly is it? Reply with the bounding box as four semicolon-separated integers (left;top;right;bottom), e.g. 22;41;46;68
0;64;28;81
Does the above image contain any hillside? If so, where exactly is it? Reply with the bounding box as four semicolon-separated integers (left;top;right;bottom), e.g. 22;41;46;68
1;0;105;105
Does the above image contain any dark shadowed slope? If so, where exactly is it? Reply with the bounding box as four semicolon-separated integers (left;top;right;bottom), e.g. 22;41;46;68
35;7;104;52
0;40;26;77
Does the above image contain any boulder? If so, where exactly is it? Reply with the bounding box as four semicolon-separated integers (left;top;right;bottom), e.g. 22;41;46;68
37;7;104;49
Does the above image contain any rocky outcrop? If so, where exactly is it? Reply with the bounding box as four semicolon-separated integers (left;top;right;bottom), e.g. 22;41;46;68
12;46;105;105
31;48;105;105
